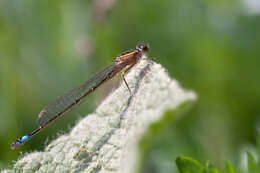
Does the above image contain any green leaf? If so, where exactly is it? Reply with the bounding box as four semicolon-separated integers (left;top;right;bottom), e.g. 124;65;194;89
176;156;205;173
225;162;236;173
247;152;259;173
257;135;260;162
205;162;221;173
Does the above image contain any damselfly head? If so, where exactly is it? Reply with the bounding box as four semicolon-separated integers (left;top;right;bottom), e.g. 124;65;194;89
136;43;149;53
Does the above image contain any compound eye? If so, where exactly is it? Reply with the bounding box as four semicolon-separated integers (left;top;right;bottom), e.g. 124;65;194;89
136;44;149;52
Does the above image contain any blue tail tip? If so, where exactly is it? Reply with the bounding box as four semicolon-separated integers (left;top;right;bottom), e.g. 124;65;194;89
21;135;29;142
11;135;30;149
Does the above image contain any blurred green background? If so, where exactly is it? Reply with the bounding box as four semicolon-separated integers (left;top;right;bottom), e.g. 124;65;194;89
0;0;260;172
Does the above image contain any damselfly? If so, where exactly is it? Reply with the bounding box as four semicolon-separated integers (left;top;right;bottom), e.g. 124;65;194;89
11;43;149;149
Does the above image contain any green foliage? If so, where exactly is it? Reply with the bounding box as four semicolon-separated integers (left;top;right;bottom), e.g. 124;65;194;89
176;156;205;173
176;156;230;173
176;136;260;173
225;162;236;173
247;152;259;173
